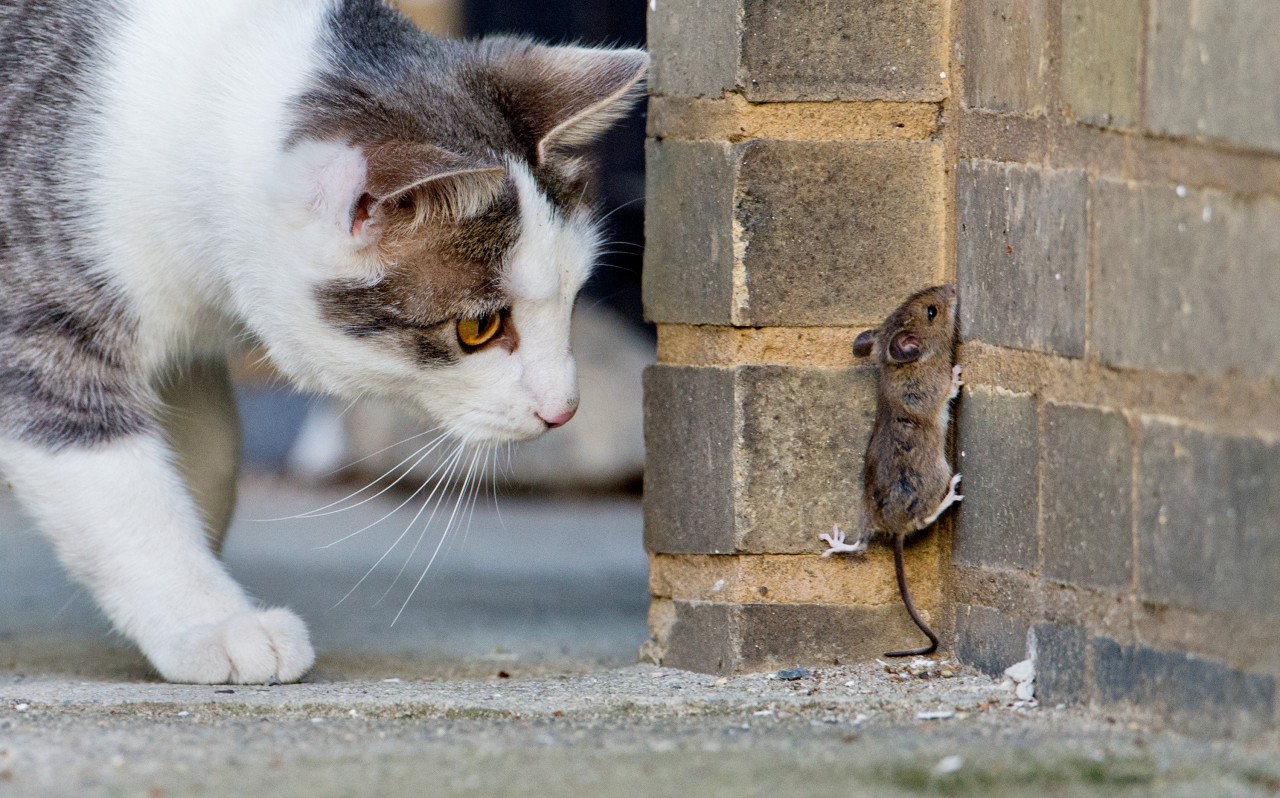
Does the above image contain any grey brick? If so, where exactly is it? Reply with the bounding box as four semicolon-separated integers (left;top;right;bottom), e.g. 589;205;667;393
660;601;740;674
642;140;736;325
737;366;876;553
649;0;946;101
1060;0;1143;128
647;0;738;98
961;0;1050;113
1041;404;1133;589
739;0;945;102
737;603;928;672
953;386;1039;570
957;160;1088;357
737;140;945;326
1138;418;1280;617
1147;0;1280;153
1094;637;1276;736
955;604;1029;678
643;366;736;554
653;601;929;674
645;140;946;327
1034;623;1088;705
1092;179;1280;379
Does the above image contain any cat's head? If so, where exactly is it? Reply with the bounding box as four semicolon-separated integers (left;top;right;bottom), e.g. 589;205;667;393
267;27;646;442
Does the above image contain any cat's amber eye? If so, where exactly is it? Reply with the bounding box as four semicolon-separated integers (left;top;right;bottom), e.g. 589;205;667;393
457;312;503;348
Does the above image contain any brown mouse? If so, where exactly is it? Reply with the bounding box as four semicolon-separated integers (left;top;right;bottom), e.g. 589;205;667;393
820;284;963;657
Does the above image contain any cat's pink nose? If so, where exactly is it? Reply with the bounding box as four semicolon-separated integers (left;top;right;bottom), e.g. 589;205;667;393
537;406;577;429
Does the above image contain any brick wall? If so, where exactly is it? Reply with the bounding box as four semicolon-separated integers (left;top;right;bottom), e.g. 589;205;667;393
643;0;1280;735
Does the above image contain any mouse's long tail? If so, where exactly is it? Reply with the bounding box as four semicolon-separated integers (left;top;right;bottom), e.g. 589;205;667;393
884;534;940;657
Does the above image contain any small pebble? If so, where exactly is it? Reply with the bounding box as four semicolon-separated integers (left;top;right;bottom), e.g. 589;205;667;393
775;667;812;681
934;755;965;775
14;704;28;712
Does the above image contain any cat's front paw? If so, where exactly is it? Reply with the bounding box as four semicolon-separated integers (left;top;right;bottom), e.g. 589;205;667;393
152;608;315;684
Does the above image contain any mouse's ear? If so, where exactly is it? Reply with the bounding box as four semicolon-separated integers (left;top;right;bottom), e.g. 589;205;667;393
888;331;921;364
852;329;878;357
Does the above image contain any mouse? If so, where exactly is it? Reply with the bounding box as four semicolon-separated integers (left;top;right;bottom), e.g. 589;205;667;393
819;283;963;657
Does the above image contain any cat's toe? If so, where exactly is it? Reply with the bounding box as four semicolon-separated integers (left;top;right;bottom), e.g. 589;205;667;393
157;608;315;684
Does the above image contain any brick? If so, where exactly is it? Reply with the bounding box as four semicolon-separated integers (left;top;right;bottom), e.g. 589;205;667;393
646;140;946;327
1138;418;1280;617
649;0;945;101
1041;404;1133;589
1093;637;1276;736
642;140;736;325
961;0;1050;113
737;604;929;672
956;160;1088;357
953;386;1039;570
648;551;911;607
643;366;736;554
1092;179;1280;379
736;365;876;553
655;601;740;673
1060;0;1143;128
736;140;945;326
647;601;930;674
739;0;945;102
645;365;889;555
1034;623;1088;705
1147;0;1280;153
955;605;1029;678
647;0;738;98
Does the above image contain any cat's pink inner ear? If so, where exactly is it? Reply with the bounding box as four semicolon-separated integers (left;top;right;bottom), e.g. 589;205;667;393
350;192;374;237
479;41;648;163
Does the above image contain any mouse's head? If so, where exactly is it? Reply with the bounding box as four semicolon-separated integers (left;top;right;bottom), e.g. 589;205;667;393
852;284;957;366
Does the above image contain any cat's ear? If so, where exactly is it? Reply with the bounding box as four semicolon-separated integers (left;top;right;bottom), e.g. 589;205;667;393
477;39;648;163
353;141;506;239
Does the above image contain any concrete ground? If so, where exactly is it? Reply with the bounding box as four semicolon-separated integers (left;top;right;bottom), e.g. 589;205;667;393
1;477;1278;797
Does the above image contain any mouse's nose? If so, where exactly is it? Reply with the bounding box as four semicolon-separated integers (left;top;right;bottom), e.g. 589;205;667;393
537;406;577;429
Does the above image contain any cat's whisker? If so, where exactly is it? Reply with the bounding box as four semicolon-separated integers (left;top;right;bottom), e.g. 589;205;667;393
373;437;472;608
320;426;441;479
319;433;468;550
329;439;469;610
392;441;485;626
267;429;452;521
594;195;645;226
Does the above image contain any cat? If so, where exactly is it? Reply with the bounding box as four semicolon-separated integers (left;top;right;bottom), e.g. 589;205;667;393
0;0;646;684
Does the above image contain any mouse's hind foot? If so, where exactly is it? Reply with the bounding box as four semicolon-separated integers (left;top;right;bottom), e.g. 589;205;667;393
819;525;868;557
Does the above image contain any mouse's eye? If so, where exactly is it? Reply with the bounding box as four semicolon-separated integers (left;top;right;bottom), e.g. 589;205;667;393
457;311;503;348
927;304;938;321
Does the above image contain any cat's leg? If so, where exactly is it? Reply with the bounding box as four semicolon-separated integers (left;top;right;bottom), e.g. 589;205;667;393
157;359;241;555
0;434;314;684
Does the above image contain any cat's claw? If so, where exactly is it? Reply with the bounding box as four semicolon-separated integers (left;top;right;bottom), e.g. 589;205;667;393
820;525;868;557
150;608;315;685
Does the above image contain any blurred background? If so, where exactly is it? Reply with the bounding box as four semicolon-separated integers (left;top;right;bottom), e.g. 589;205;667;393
235;0;650;494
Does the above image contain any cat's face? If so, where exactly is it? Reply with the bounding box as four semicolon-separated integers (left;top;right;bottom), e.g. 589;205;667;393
267;39;645;442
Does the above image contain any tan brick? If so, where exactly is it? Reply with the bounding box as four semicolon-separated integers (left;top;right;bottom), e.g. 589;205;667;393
647;96;941;143
649;547;941;607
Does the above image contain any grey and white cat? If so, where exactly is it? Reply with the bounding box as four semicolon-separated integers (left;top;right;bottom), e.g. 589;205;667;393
0;0;645;683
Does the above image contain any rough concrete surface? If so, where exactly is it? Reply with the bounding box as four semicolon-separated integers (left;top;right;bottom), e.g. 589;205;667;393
2;478;1278;797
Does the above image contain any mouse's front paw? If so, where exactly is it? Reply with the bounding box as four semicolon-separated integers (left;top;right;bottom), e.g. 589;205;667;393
150;608;315;685
949;364;964;399
820;525;868;557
